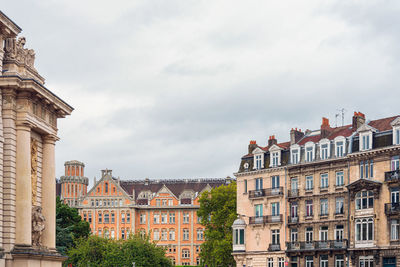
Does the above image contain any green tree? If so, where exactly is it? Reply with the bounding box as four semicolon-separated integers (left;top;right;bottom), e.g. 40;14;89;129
197;181;237;267
56;197;91;255
66;234;173;267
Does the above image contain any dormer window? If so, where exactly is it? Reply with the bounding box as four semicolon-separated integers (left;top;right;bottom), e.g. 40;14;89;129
334;136;346;158
253;151;264;170
271;152;279;167
357;124;376;151
290;145;300;164
394;127;400;145
361;134;371;151
305;142;315;162
319;139;330;160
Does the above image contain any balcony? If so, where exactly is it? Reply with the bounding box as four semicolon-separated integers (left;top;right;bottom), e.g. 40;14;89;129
249;215;283;225
286;240;348;252
268;243;281;251
288;216;299;224
385;203;400;216
248;187;283;199
288;189;299;198
385;170;400;183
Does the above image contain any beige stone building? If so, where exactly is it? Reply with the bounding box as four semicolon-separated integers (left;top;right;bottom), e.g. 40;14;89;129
234;113;400;267
0;11;73;267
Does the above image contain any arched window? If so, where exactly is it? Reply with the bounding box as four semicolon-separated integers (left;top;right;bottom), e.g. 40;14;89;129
104;213;110;223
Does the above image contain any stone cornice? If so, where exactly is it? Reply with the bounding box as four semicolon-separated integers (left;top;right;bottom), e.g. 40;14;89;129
348;145;400;158
0;11;21;37
234;166;286;177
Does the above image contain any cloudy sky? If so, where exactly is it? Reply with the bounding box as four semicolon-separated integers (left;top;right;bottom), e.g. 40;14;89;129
3;1;400;184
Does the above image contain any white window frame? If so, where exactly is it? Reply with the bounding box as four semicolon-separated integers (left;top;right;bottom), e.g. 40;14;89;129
319;226;328;241
169;229;175;240
291;228;298;242
306;176;313;190
360;131;373;151
320;173;328;189
335;225;344;241
169;212;175;224
391;219;399;240
253;149;265;170
305;142;315;162
336;171;344;186
269;146;282;167
334;136;346;157
290;144;300;164
154;229;160;240
183;229;189;240
355;218;374;241
335;255;344;267
319;139;330;160
271;229;280;245
335;197;344;214
320;199;328;216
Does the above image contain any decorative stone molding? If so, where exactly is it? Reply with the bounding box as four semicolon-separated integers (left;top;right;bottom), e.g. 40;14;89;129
31;139;38;206
4;37;36;70
31;206;45;248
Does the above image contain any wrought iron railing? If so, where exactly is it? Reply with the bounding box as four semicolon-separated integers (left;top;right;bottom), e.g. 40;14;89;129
248;187;283;198
249;214;283;224
385;170;400;182
385;203;400;215
286;240;348;251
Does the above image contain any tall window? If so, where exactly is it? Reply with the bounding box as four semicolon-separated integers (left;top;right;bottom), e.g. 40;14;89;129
291;202;298;218
182;249;190;259
271;151;280;167
360;160;374;178
161;213;167;224
111;212;115;223
244;179;247;193
183;212;189;224
362;134;371;150
291;228;298;242
306;176;313;190
335;255;344;267
391;219;399;240
291;149;299;164
320;173;328;189
126;212;130;223
336;140;344;157
168;199;173;206
320;199;328;216
395;128;400;145
355;218;374;241
336;171;344;186
305;256;313;267
278;258;284;267
121;212;125;223
268;258;274;267
335;197;344;214
392;156;400;171
359;256;374;267
169;212;175;224
153;213;160;224
154;229;160;240
169;229;175;240
156;199;160;206
98;212;102;223
255;178;263;191
140;213;146;224
306;146;314;162
162;199;167;206
121;228;125;239
271;229;280;245
391;188;399;203
88;212;92;223
105;183;108;193
271;176;280;189
271;202;280;216
291;178;298;190
234;228;244;245
183;229;189;240
320;143;328;160
161;229;167;240
255;204;263;217
335;225;344;241
320;255;328;267
320;226;328;241
255;154;263;169
104;213;109;223
305;227;313;242
356;191;374;210
197;229;204;240
306;200;313;217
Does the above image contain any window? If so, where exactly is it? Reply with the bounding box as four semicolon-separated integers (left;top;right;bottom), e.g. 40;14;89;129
161;229;167;240
395;128;400;145
183;212;189;224
291;148;299;164
336;171;344;186
271;202;280;216
291;178;298;190
104;213;109;223
305;144;314;162
320;255;328;267
271;176;280;189
305;256;314;267
98;228;102;236
306;200;313;217
391;187;399;203
255;154;263;170
268;258;274;267
154;229;160;240
391;219;399;240
359;256;374;267
319;226;328;241
244;179;247;193
255;178;263;191
291;228;298;242
126;212;130;223
156;199;160;206
361;133;372;151
111;228;115;239
320;173;328;189
121;212;125;223
306;176;313;190
196;258;200;266
140;213;146;224
290;202;298;218
271;229;280;245
121;228;125;240
98;212;102;223
162;199;167;206
356;191;374;210
182;249;190;259
169;229;175;240
335;225;344;241
183;229;189;240
255;204;263;217
83;213;87;221
105;183;108;193
88;212;92;223
336;140;345;157
335;197;344;214
355;218;374;241
161;213;167;224
360;160;374;178
169;212;175;224
154;213;160;224
320;143;329;160
278;258;284;267
320;199;328;216
168;199;173;206
234;228;244;245
271;151;280;167
197;229;204;240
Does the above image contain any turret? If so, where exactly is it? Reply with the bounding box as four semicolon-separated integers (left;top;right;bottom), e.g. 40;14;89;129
60;160;89;207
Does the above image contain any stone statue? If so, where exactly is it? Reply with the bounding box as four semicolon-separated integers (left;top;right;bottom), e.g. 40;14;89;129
31;139;38;206
4;36;36;69
32;206;45;247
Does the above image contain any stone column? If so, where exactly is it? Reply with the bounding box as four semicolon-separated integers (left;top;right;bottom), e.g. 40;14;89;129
15;123;32;246
41;135;57;250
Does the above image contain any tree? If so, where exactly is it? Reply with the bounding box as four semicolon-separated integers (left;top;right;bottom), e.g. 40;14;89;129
56;197;91;255
65;234;173;267
197;181;237;267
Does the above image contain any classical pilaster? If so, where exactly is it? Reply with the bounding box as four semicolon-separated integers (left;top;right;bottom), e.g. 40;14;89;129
41;135;57;250
15;123;32;246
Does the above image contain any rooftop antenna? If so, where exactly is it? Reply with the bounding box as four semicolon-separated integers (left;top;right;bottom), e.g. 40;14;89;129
337;108;346;126
335;113;339;127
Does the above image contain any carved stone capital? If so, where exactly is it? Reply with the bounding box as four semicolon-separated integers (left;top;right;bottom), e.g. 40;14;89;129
43;134;59;145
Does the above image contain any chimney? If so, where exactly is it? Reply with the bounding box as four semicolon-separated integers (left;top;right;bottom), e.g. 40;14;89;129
320;117;332;138
290;128;304;145
248;140;257;154
352;111;366;130
144;178;150;186
268;135;277;147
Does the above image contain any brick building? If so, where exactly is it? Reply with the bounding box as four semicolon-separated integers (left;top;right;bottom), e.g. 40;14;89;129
59;166;229;266
234;112;400;267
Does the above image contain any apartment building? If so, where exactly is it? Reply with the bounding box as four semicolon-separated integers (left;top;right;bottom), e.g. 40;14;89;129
59;165;228;266
233;112;400;267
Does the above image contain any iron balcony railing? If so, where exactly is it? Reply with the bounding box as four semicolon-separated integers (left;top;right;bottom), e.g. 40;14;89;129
288;189;299;197
385;170;400;182
286;240;348;251
288;216;299;223
268;243;281;251
248;187;284;198
249;215;283;224
385;203;400;215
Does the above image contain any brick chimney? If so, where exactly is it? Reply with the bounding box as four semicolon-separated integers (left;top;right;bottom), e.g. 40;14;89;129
352;111;366;130
268;135;277;147
290;128;304;145
248;140;257;154
320;117;332;138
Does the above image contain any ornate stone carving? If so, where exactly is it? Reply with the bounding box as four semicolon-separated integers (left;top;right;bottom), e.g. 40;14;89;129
31;139;38;206
32;206;45;247
4;37;36;69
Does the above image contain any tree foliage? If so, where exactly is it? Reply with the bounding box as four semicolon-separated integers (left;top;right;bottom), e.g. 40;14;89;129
197;182;237;267
56;197;91;255
65;234;173;267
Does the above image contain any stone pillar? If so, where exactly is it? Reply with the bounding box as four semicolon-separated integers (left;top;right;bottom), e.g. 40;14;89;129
15;123;32;246
41;135;57;250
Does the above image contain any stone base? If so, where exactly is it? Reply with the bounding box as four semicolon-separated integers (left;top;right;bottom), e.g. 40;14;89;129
8;245;66;267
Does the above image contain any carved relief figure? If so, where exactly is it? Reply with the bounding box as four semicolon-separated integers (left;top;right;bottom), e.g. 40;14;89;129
4;37;36;68
31;139;38;206
32;206;45;247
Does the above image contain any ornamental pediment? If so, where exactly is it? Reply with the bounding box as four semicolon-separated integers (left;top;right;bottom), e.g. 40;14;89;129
347;179;382;199
268;144;282;151
390;117;400;127
357;123;377;133
252;147;264;154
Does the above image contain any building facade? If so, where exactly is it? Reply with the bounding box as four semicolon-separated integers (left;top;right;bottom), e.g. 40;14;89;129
234;112;400;267
59;166;228;266
0;11;73;267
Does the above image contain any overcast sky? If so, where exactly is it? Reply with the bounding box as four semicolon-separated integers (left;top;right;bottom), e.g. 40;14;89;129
2;1;400;185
